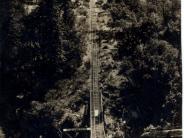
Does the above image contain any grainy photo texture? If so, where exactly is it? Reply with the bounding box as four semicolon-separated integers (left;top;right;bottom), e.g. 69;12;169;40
0;0;181;138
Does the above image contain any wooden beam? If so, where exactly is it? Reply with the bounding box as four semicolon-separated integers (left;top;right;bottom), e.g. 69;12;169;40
63;128;91;132
141;129;182;138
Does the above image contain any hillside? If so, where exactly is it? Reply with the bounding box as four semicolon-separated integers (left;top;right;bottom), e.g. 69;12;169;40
0;0;181;138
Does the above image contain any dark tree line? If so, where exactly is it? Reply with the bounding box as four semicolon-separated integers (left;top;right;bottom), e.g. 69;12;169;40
0;0;81;137
102;0;181;137
0;0;181;137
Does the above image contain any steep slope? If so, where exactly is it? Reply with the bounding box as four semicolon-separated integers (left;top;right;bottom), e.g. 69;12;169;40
0;0;181;138
98;0;181;137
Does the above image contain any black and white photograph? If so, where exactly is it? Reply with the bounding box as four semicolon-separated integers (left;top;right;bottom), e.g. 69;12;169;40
0;0;182;137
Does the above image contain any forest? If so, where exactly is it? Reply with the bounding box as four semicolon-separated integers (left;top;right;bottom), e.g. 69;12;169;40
0;0;181;137
101;0;181;137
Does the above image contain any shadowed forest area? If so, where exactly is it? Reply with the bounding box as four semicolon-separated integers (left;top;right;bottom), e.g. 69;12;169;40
0;0;181;138
0;0;84;137
100;0;181;137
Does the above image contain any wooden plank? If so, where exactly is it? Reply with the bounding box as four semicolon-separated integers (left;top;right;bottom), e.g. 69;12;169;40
63;128;91;132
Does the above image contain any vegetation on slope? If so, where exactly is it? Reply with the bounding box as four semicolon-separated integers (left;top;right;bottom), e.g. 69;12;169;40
101;0;181;137
0;0;181;137
0;0;86;137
